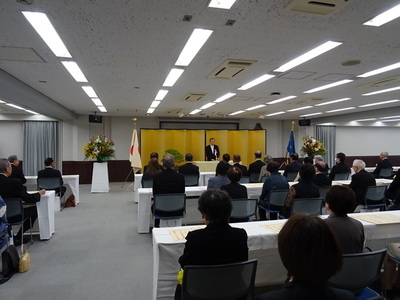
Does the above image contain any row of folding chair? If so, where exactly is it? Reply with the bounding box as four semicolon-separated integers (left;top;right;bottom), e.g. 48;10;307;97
143;174;200;189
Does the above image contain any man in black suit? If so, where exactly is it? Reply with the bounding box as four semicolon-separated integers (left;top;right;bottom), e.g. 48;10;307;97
38;157;67;196
349;159;376;207
205;138;219;161
248;151;265;180
215;153;231;176
8;155;26;184
152;154;185;227
0;158;45;246
329;152;351;179
373;152;393;178
231;154;248;177
283;152;301;178
178;153;199;175
313;162;332;187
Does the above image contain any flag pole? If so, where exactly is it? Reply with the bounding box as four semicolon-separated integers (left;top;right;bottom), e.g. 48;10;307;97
285;121;295;165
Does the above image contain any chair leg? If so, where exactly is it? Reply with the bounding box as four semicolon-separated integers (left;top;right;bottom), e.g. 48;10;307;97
29;217;33;245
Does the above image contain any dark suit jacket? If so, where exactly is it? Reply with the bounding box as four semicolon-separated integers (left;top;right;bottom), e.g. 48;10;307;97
215;160;231;176
349;169;376;205
179;222;248;268
205;144;220;161
329;162;350;179
0;175;41;203
386;169;400;200
373;158;393;177
178;163;199;175
38;167;64;185
283;161;300;177
248;160;265;174
312;173;332;187
9;164;26;184
152;168;185;195
221;182;248;199
232;163;248;177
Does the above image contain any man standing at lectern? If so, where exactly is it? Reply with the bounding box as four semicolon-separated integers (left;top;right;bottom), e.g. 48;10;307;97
205;138;220;161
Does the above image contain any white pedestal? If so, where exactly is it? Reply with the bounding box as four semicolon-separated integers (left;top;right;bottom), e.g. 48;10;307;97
91;162;110;193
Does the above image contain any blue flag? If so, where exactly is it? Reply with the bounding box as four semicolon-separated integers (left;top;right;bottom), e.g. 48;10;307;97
287;129;295;155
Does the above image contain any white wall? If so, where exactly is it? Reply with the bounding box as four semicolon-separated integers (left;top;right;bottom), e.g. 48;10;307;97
0;121;23;159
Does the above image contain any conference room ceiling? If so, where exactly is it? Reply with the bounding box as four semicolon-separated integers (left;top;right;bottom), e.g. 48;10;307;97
1;0;400;121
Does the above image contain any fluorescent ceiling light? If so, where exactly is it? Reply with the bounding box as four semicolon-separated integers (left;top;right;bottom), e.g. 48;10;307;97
314;97;351;106
266;96;297;105
61;61;88;82
147;108;155;114
359;99;400;107
326;107;356;113
200;102;216;110
150;101;161;108
22;11;71;58
82;86;98;98
238;74;275;90
274;41;342;72
381;118;400;123
91;98;103;106
229;110;245;116
98;106;107;112
363;4;400;27
245;104;266;111
162;68;184;87
300;112;323;117
354;118;377;122
362;86;400;96
304;79;353;93
208;0;237;9
6;103;24;110
380;115;400;119
266;111;285;116
189;109;202;115
214;93;236;103
287;106;313;112
357;62;400;78
155;90;169;101
175;29;213;66
24;109;39;115
0;100;5;104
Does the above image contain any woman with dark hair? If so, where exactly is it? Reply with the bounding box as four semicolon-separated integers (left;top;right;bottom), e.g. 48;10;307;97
324;185;365;254
257;214;354;300
141;158;162;187
221;167;248;199
329;152;351;179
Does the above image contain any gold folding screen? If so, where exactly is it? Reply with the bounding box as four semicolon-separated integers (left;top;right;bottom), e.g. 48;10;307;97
140;129;266;169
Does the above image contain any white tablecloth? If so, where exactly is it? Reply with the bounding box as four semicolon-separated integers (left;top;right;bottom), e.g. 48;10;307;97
25;175;80;204
152;210;400;300
35;190;55;240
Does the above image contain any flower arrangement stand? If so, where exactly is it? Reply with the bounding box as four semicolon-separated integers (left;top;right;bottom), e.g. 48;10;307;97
91;162;110;193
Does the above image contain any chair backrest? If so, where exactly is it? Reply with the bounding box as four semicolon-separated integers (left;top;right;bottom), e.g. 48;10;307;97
37;177;62;190
182;259;258;300
3;198;24;220
184;174;199;187
267;189;289;207
364;186;386;203
230;199;257;220
379;168;393;179
153;193;186;214
291;198;324;215
285;172;298;182
260;176;268;183
142;179;153;188
329;249;387;295
249;172;260;183
238;176;250;184
334;172;349;180
318;186;330;199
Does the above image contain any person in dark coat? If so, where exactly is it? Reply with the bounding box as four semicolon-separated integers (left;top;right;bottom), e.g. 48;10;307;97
38;157;66;196
215;153;231;176
7;155;26;184
178;153;199;175
329;152;351;179
231;154;248;177
349;159;376;206
313;162;332;187
372;152;393;178
248;151;265;175
205;138;220;161
221;167;248;199
283;152;301;178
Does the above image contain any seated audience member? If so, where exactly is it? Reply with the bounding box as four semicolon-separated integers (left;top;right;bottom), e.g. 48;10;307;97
386;169;400;210
284;164;319;217
215;153;231;176
232;154;248;177
175;189;248;299
152;154;185;227
256;214;354;300
207;163;230;190
143;152;163;173
248;151;265;176
373;151;393;178
314;155;329;173
0;158;45;246
283;152;300;178
178;153;199;175
349;159;376;207
325;186;365;254
312;161;332;187
141;158;162;187
7;155;26;184
221;167;248;199
38;157;67;196
293;156;314;182
258;155;274;181
329;152;351;179
258;161;289;220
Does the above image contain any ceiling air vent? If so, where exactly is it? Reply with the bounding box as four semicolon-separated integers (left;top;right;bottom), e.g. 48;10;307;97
183;93;206;102
293;98;324;105
284;0;354;16
362;75;400;88
208;59;256;80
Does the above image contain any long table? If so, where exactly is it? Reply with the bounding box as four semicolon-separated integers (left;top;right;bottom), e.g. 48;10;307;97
26;175;80;204
137;179;392;234
152;210;400;300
